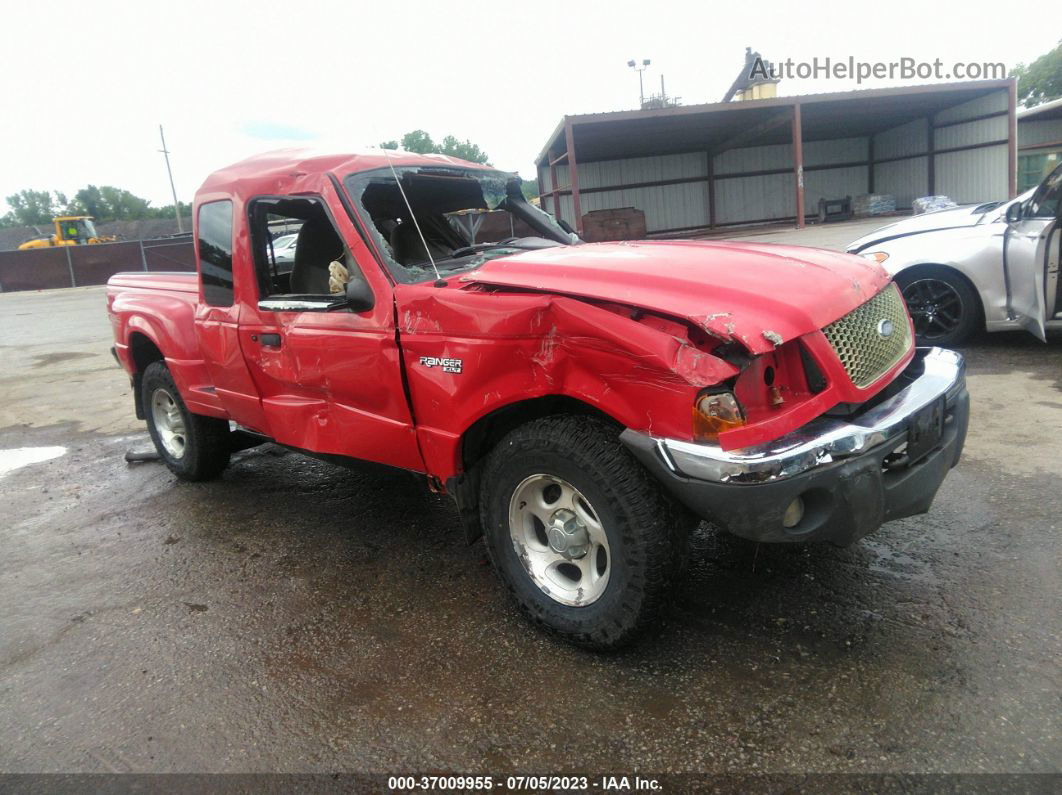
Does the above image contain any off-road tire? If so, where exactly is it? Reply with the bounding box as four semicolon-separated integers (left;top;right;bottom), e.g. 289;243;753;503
141;361;230;481
479;415;693;650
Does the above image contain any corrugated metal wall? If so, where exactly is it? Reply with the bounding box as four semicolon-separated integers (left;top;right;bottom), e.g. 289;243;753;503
540;153;710;232
871;119;928;208
1019;118;1062;148
803;137;869;218
541;88;1011;233
932;91;1008;202
714;143;794;225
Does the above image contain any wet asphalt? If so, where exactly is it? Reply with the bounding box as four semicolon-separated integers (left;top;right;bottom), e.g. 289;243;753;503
0;289;1059;777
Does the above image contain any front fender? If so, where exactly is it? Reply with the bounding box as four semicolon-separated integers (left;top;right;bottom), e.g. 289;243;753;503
856;226;1007;323
395;286;740;479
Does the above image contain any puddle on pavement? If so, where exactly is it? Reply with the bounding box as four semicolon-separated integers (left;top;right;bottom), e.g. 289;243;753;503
0;446;67;478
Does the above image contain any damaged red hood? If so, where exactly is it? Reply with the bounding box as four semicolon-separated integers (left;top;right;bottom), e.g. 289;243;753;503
463;240;890;354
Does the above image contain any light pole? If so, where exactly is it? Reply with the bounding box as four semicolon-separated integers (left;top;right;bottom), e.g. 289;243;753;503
158;125;183;233
627;58;651;108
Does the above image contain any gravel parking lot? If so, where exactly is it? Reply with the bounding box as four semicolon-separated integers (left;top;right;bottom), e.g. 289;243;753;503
1;235;1059;777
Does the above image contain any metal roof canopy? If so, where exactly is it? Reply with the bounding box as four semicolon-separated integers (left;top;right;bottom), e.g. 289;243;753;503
537;79;1017;235
1018;96;1062;123
537;80;1013;164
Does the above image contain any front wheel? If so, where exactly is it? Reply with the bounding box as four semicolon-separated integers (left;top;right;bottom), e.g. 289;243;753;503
142;361;231;481
896;268;981;347
479;415;692;650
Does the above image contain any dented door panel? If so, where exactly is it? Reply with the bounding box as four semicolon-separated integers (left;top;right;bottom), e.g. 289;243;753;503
239;307;423;471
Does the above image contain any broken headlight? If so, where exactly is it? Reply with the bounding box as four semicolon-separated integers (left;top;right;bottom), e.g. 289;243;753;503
693;391;745;442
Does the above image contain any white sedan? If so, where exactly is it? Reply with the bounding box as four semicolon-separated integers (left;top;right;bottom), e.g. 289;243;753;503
846;163;1061;345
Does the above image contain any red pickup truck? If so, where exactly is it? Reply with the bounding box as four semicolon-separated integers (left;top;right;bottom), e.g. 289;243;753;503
107;149;969;648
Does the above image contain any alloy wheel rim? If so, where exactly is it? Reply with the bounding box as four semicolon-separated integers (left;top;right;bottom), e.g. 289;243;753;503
150;388;187;459
508;474;611;607
901;278;965;340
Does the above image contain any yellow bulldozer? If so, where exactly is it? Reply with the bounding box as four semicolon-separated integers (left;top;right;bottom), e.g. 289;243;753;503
18;216;116;249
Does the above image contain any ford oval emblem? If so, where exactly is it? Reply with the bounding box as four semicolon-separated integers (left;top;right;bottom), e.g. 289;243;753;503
877;318;894;338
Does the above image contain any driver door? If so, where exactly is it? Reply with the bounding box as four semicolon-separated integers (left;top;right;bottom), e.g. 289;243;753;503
1004;164;1062;341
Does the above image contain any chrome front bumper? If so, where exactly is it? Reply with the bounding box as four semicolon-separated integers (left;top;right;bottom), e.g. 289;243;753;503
622;347;966;486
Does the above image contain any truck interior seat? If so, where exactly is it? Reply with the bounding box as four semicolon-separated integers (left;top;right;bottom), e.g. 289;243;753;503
290;217;344;294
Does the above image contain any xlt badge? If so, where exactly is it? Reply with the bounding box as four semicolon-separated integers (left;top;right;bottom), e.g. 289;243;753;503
419;356;463;374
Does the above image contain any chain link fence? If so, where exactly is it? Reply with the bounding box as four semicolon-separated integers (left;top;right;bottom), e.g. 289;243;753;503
0;238;195;292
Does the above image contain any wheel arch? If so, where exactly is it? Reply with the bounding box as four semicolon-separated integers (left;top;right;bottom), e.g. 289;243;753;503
128;331;166;420
894;263;986;329
460;394;622;473
447;395;624;545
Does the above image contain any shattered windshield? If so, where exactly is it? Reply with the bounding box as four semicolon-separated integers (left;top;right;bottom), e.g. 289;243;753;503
343;166;575;283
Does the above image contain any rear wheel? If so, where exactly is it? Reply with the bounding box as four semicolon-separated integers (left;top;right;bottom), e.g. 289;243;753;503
479;415;692;650
896;267;981;347
142;361;230;481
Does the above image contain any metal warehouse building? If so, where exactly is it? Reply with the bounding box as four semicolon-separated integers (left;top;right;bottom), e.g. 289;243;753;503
1017;96;1062;191
536;79;1017;236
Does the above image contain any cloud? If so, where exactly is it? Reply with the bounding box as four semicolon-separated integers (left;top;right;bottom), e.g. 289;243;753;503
240;121;319;141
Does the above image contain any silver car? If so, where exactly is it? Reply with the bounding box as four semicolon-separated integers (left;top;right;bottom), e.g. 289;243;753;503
846;163;1062;345
269;233;299;265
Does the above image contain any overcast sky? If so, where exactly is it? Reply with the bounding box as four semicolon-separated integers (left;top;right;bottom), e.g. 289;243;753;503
2;0;1054;213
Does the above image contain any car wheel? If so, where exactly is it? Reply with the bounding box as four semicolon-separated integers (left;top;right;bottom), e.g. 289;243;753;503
896;268;981;347
478;415;693;650
142;361;231;481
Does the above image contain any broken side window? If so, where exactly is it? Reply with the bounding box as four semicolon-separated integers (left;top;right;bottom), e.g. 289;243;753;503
248;196;363;299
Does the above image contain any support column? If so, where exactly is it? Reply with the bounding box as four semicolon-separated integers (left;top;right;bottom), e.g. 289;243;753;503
792;103;805;229
867;135;875;194
564;119;583;237
707;151;716;229
550;159;561;220
1007;81;1018;198
927;117;936;195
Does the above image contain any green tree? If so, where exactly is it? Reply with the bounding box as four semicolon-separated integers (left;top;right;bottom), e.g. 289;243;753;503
520;177;540;201
71;185;152;222
149;201;193;220
380;129;439;154
438;135;489;164
379;129;491;164
1011;40;1062;106
2;184;190;228
72;185;106;220
4;189;59;226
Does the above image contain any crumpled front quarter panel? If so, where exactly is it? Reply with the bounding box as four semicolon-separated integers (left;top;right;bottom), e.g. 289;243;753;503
394;284;738;478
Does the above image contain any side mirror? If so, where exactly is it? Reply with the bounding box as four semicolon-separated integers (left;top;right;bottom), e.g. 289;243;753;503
344;277;375;313
1005;202;1023;224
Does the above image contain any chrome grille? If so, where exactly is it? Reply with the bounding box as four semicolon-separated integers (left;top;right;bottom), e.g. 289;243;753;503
822;283;912;388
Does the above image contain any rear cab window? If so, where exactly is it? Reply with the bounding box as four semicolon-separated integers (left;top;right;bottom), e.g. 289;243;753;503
197;200;235;306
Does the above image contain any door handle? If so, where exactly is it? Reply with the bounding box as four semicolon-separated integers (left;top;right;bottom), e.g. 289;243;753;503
252;333;282;347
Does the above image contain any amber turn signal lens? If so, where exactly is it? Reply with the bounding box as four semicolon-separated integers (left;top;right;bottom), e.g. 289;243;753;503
693;392;745;441
861;251;889;264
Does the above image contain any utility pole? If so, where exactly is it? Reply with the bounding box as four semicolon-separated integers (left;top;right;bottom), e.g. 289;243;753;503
158;125;183;233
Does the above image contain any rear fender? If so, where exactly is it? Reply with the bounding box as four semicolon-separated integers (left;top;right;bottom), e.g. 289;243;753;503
113;294;227;419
